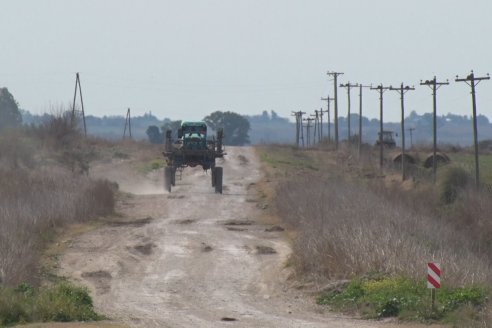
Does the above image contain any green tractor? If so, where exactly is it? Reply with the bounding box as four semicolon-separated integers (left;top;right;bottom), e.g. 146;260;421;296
163;121;225;193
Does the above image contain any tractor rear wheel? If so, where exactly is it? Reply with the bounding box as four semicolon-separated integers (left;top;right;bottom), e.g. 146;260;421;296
214;166;223;194
211;167;216;187
164;166;172;192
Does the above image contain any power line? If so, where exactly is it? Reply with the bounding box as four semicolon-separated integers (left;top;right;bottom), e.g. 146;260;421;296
420;76;449;183
390;83;415;181
327;71;344;149
455;70;490;189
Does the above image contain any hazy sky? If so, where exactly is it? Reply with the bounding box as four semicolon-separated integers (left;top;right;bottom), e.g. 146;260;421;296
1;0;492;122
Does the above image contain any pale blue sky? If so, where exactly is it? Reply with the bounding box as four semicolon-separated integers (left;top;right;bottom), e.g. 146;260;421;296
1;0;492;122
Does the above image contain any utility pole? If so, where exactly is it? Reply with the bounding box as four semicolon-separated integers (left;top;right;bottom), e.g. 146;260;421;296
71;72;87;136
340;82;359;142
327;71;344;149
456;71;490;190
408;127;415;148
291;111;300;147
311;110;320;144
123;108;132;139
390;83;415;181
319;107;324;141
420;76;449;183
304;118;315;147
292;111;306;147
357;84;372;158
321;96;334;143
371;84;391;171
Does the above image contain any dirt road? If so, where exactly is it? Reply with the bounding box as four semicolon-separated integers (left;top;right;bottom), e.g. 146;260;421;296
60;147;429;328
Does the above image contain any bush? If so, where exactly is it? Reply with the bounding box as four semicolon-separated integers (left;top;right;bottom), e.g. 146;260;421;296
0;282;100;326
438;166;470;204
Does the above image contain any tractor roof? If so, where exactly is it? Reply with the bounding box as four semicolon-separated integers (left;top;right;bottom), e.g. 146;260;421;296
181;121;207;127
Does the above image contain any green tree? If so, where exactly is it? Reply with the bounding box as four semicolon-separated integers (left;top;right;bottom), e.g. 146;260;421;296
0;88;22;131
146;125;162;144
204;111;250;146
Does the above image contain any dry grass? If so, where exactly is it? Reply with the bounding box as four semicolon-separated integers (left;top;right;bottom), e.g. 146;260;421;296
277;175;491;286
0;115;116;286
259;145;492;287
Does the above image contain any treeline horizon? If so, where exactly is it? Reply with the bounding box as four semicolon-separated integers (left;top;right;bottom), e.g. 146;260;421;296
19;108;492;146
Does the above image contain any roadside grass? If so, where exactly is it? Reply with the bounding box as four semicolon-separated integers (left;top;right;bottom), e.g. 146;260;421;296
137;159;166;174
317;276;488;323
257;144;492;325
0;282;102;327
258;145;320;172
0;114;121;326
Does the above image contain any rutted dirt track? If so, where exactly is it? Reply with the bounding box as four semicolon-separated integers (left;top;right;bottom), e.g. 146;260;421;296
60;147;426;328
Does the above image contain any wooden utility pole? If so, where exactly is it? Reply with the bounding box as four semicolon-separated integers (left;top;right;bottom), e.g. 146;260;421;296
123;108;132;139
327;72;344;149
408;127;415;148
291;111;300;147
390;83;415;181
340;82;359;142
304;118;315;147
357;84;372;158
71;72;87;136
420;77;449;183
292;111;306;147
311;110;321;144
456;71;490;190
371;84;391;170
321;96;334;143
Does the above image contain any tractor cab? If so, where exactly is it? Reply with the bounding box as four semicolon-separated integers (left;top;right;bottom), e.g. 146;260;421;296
376;130;396;148
179;122;208;150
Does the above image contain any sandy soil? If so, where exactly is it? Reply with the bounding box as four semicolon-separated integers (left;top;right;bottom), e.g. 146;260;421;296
59;147;437;328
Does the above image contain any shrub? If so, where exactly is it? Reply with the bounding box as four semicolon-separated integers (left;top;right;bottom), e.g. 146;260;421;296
0;283;100;326
438;165;470;204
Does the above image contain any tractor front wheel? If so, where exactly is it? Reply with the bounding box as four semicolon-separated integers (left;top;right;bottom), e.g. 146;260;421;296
214;166;223;194
164;166;172;192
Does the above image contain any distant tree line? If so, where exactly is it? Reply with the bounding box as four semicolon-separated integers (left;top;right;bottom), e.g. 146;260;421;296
0;88;22;132
4;82;492;146
146;111;251;146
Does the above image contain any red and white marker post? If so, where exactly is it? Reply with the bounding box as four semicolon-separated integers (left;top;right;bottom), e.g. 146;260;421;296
427;262;441;309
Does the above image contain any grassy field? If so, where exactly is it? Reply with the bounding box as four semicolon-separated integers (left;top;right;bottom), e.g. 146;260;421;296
257;144;492;325
447;152;492;185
